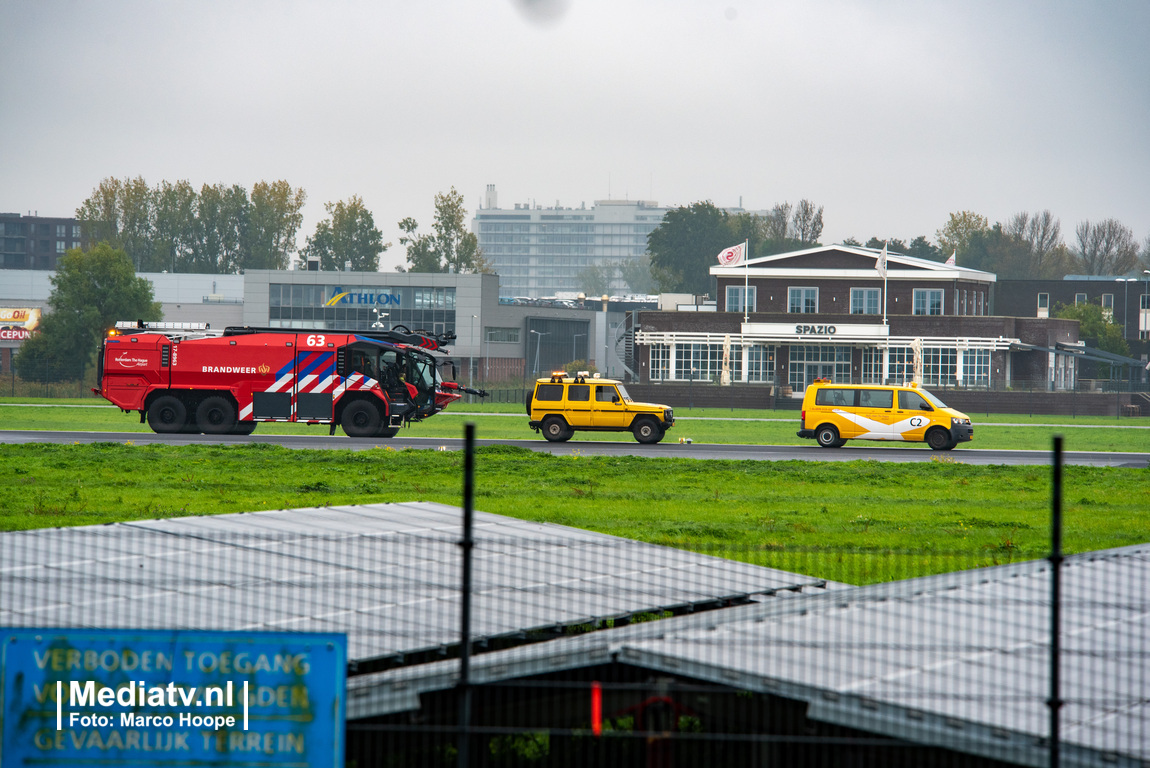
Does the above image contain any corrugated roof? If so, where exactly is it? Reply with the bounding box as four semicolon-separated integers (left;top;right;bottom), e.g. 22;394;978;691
0;502;838;673
349;544;1150;768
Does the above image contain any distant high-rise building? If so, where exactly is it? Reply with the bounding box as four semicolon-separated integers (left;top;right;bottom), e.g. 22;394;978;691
0;213;87;270
472;187;669;297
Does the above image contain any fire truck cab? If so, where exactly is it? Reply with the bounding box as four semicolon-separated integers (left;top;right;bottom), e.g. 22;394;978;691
95;322;485;438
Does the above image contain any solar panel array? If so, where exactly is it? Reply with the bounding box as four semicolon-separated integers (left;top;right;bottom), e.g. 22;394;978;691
0;502;835;669
351;544;1149;766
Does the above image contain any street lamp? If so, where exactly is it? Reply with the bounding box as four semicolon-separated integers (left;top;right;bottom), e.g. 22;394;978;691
468;315;477;391
530;330;549;377
1143;271;1150;342
601;295;609;376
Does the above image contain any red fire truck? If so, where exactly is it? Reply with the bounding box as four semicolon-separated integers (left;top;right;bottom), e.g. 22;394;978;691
94;321;486;437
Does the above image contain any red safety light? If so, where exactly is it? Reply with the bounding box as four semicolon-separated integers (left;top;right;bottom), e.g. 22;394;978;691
591;681;602;737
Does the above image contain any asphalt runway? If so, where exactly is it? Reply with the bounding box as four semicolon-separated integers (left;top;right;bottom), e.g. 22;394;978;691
2;430;1146;468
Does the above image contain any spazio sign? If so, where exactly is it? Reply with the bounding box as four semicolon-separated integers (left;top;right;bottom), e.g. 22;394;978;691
0;629;346;768
741;322;891;339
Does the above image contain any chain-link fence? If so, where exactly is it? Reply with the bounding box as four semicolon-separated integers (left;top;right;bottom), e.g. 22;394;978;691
3;497;1145;767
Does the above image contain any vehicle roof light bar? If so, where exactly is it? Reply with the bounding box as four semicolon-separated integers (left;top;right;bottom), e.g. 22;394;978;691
115;321;210;331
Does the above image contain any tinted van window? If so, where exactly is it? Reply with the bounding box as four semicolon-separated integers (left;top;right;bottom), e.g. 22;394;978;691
815;388;855;407
858;389;893;408
568;385;590;402
899;390;933;411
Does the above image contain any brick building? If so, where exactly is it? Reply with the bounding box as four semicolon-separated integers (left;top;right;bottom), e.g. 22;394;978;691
631;245;1083;392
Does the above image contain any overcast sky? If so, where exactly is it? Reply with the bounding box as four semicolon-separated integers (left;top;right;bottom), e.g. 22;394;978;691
3;0;1147;272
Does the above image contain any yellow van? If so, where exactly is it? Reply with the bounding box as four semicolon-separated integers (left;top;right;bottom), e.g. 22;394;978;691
527;372;674;443
797;379;973;450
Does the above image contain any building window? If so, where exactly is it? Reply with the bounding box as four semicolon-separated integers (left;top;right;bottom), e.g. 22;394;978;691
1037;293;1049;318
963;349;990;386
849;287;880;315
746;345;775;382
56;225;66;237
726;285;756;314
1101;293;1114;321
788;287;818;313
485;327;520;343
674;343;740;382
1075;293;1087;305
72;225;81;238
787;345;850;389
650;344;671;381
56;241;66;253
921;347;958;386
913;289;944;315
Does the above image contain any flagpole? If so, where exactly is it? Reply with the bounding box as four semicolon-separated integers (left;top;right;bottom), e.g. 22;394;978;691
881;241;889;326
743;239;750;324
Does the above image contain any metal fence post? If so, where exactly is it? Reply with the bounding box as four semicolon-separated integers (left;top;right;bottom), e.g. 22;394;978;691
1049;435;1063;768
458;423;476;768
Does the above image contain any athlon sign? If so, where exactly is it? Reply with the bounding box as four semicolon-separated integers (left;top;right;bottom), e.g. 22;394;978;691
323;287;401;307
0;628;346;768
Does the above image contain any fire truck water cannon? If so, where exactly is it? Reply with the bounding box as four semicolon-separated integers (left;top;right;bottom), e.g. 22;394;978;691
95;322;477;439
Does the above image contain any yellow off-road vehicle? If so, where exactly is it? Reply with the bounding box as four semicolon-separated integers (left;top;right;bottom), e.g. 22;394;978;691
527;372;674;444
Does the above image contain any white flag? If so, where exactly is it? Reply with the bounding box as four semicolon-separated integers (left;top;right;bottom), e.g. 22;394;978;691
945;249;956;266
716;243;745;266
875;242;888;278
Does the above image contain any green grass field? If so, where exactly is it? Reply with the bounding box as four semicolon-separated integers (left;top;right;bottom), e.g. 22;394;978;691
2;399;1147;585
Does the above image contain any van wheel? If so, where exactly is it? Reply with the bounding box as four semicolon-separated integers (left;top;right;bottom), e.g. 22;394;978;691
926;427;954;451
196;396;237;435
541;416;572;442
147;395;187;434
632;417;662;444
815;425;841;448
341;400;382;438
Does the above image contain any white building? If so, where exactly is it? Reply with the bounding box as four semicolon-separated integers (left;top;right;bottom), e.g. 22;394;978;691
472;185;668;298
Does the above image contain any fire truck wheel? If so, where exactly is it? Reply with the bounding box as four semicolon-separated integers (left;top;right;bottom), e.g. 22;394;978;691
147;395;187;434
341;400;382;438
195;396;237;434
229;422;257;435
377;427;400;438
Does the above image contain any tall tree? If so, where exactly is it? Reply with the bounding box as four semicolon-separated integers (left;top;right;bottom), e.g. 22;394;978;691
1074;218;1138;275
961;225;1032;277
764;202;792;242
194;183;250;274
906;236;940;262
617;252;656;294
646;201;731;293
13;243;161;382
865;237;908;253
1055;301;1130;362
302;195;389;271
397;188;490;274
150;179;198;273
935;210;989;259
1005;210;1074;278
245;180;306;271
791;199;824;245
76;176;156;271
